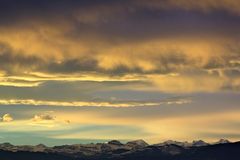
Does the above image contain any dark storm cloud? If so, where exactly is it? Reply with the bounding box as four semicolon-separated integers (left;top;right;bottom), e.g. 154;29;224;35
1;0;240;39
0;0;127;26
0;0;239;92
46;58;98;73
69;10;240;41
0;43;42;74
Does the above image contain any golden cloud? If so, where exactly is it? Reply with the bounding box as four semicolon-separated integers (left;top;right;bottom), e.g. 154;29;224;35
1;114;14;122
148;73;227;93
0;35;239;92
0;1;239;93
0;98;191;108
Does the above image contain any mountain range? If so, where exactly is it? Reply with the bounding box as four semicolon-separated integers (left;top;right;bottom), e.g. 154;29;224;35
0;139;239;160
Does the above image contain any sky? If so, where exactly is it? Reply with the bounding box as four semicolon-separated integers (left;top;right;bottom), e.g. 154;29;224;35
0;0;240;146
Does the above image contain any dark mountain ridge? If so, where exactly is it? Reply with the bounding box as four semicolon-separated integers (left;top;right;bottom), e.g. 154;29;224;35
0;139;239;160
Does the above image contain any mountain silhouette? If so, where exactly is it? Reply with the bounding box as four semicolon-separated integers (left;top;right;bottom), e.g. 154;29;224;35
0;140;239;160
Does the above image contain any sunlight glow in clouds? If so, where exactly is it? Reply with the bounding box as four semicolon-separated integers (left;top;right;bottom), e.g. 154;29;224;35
0;0;239;145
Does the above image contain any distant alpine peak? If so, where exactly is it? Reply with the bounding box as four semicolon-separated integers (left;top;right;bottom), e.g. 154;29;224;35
192;140;209;147
107;140;123;145
155;139;226;147
155;140;191;147
0;142;14;147
0;138;232;154
215;139;231;144
35;144;47;148
126;139;149;147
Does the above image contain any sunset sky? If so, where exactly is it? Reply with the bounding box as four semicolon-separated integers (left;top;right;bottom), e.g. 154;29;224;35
0;0;240;146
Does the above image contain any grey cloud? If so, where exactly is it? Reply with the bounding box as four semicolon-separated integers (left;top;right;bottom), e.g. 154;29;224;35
0;43;44;74
32;113;55;122
46;58;99;73
1;0;240;40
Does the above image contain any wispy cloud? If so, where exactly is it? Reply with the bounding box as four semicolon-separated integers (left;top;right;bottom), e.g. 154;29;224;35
0;98;191;108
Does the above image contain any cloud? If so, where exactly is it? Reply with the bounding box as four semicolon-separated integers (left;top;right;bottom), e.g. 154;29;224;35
32;113;56;122
30;113;62;128
0;114;14;122
0;97;191;108
137;0;240;15
149;73;226;93
0;38;239;92
0;0;239;94
0;0;240;26
64;120;71;124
